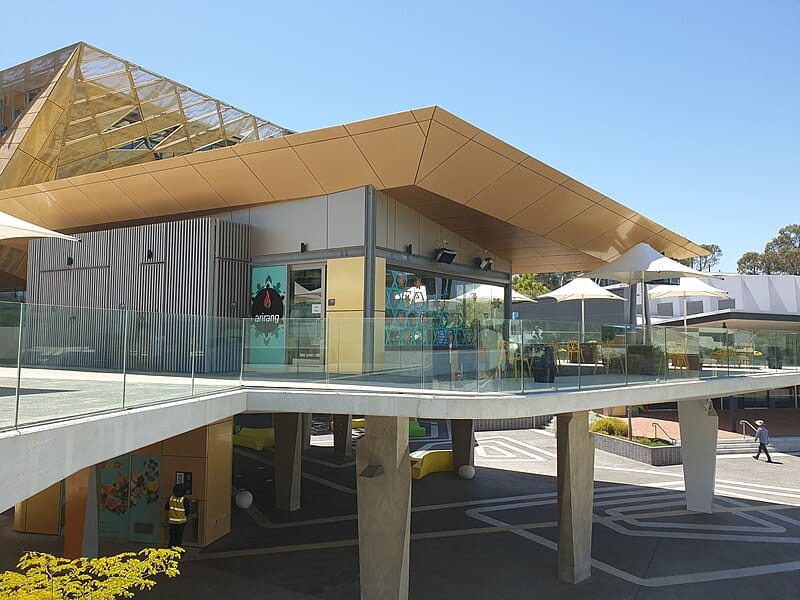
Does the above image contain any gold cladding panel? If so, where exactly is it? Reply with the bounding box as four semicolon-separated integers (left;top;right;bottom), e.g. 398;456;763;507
562;178;605;203
411;107;435;121
150;165;227;211
0;197;44;223
16;191;76;228
343;111;417;136
546;204;627;247
18;101;65;158
512;186;594;235
239;147;325;201
47;185;110;224
292;137;382;193
521;156;570;185
418;139;515;205
466;164;560;221
472;131;527;163
353;123;426;189
285;125;350;146
431;107;480;139
0;151;35;190
80;180;146;221
190;157;273;206
415;120;469;182
112;173;185;216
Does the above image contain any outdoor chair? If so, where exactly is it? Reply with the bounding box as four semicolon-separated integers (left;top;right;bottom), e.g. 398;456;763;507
566;340;583;363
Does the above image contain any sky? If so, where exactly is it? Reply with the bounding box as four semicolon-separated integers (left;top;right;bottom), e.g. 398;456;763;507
3;1;798;273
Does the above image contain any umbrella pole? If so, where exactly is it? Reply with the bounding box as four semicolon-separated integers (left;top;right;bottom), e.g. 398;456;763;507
581;297;585;343
683;295;688;342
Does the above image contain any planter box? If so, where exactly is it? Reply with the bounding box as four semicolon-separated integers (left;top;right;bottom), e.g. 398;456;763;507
592;432;682;466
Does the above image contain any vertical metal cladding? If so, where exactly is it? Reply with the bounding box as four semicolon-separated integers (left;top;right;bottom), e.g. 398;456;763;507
25;217;251;374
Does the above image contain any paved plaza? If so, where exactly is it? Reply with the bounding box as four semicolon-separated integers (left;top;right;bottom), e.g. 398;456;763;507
4;421;799;599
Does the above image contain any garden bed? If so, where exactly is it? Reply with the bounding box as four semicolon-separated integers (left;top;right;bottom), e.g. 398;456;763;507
592;432;682;466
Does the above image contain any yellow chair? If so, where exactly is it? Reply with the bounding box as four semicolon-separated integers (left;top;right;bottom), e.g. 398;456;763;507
603;348;626;375
546;339;564;374
513;351;533;380
410;450;453;479
670;352;690;375
566;340;583;363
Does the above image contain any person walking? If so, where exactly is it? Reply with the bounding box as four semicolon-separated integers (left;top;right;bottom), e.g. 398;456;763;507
752;419;773;463
165;483;191;547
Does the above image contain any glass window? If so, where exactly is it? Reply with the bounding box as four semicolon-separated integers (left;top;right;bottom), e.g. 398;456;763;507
384;267;504;350
686;300;704;315
717;298;735;310
656;302;674;317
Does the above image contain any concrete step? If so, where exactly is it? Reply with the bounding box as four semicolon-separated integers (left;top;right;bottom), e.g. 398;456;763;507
715;438;771;455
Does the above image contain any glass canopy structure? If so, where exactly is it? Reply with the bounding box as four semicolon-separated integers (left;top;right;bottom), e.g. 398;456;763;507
0;42;291;283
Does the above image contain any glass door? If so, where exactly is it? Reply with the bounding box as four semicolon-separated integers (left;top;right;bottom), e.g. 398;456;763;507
288;266;325;370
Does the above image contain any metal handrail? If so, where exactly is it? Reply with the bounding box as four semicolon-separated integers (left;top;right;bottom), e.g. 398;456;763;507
652;422;677;445
739;419;758;438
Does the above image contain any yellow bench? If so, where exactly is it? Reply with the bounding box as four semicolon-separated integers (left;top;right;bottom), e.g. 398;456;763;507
329;418;366;430
410;450;453;480
233;427;275;451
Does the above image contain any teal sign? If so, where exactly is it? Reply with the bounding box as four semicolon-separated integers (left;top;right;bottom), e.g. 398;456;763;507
250;266;287;366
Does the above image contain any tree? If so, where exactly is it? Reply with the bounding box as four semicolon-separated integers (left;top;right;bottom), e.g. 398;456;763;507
680;243;722;271
737;251;765;275
763;224;800;275
737;224;800;275
0;548;183;600
512;273;550;299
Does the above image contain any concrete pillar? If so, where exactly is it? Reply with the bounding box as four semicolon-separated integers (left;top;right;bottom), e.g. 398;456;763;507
302;413;313;450
333;414;353;457
556;411;594;584
356;416;411;600
63;466;99;558
274;412;303;511
678;398;718;513
450;419;475;472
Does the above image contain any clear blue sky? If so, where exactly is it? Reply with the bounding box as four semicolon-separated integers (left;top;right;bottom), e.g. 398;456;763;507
4;1;798;272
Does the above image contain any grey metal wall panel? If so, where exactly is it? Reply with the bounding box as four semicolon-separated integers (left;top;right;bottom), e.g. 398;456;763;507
27;217;251;374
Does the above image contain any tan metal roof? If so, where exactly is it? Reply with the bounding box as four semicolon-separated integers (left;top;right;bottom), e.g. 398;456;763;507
0;106;706;273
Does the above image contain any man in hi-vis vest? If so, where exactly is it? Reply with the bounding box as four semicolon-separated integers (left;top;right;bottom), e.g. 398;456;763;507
165;483;191;547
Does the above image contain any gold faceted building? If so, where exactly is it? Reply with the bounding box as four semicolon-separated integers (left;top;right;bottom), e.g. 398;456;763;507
0;42;290;283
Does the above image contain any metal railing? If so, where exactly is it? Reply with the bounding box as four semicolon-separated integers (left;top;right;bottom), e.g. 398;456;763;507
652;422;677;445
739;419;759;439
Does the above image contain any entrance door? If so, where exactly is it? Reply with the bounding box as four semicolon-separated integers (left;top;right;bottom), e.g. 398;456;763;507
288;266;325;369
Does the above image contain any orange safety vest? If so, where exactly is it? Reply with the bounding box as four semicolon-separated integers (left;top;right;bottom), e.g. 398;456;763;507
168;496;187;524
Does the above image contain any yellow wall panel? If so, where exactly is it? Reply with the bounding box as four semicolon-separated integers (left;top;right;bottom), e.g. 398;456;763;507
326;311;364;374
160;455;208;501
14;482;62;535
375;257;386;312
326;257;365;312
162;426;208;458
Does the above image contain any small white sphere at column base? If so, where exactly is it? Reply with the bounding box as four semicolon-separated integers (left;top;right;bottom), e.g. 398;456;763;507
458;465;475;480
235;490;253;509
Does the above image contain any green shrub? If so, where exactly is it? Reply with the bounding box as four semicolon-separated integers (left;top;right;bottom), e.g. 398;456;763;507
590;417;629;438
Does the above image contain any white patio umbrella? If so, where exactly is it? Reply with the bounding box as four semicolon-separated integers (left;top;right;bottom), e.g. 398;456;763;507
453;284;536;303
538;277;623;342
585;242;721;334
648;277;729;335
0;210;78;242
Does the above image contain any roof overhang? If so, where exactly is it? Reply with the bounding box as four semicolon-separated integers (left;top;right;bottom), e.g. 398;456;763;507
657;310;800;332
0;106;706;273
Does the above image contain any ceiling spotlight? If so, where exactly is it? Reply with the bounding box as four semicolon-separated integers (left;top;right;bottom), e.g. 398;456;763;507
434;248;457;264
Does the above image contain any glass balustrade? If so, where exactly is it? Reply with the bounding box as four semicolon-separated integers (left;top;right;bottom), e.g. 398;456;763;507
1;299;798;431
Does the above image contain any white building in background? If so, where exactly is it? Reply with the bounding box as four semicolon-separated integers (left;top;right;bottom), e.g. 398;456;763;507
650;274;800;330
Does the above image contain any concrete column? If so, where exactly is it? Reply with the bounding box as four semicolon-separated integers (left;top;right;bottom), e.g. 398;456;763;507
678;398;718;513
63;466;99;559
450;419;475;472
556;411;594;584
302;413;313;450
274;412;303;511
357;416;411;600
332;414;353;457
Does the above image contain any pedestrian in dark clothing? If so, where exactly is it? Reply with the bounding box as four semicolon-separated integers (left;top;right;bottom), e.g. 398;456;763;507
753;420;773;463
165;484;191;547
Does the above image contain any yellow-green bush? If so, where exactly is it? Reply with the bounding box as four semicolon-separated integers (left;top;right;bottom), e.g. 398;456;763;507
590;417;629;437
